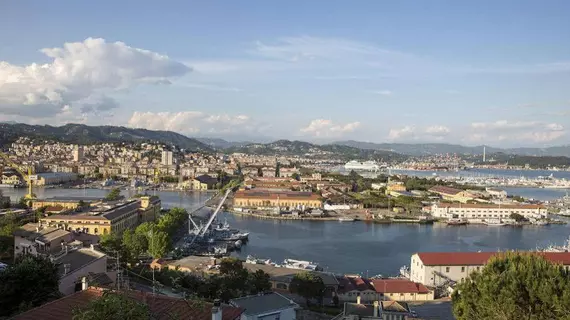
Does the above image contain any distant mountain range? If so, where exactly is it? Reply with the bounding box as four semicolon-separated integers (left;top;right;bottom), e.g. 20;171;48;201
1;123;569;160
332;140;570;157
195;138;253;149
224;139;407;161
0;123;211;151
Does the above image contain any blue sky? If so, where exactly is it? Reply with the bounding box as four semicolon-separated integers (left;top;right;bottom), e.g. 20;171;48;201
1;1;569;146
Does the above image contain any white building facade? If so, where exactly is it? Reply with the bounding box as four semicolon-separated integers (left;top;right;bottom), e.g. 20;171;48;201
410;252;570;287
161;150;173;166
431;203;547;221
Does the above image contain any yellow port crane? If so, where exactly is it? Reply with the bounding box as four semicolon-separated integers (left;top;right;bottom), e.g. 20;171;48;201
0;151;35;200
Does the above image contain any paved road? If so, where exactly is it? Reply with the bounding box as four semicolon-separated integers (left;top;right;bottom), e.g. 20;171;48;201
411;301;455;320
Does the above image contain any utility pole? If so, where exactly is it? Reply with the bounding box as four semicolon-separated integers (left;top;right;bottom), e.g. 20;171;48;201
116;250;121;291
149;230;156;296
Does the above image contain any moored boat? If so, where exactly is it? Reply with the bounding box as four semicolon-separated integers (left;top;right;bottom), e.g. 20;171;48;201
447;218;468;226
283;258;323;271
483;219;506;226
338;216;355;222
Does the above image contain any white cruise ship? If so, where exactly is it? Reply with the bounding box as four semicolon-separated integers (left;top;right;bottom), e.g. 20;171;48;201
344;160;380;171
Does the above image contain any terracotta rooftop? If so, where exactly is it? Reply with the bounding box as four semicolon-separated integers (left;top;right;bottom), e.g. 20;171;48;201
417;252;570;266
234;190;320;201
429;186;463;196
371;279;430;294
12;287;244;320
436;203;545;209
338;276;374;293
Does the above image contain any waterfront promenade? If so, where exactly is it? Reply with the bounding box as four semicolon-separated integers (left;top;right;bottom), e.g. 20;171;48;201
3;186;569;276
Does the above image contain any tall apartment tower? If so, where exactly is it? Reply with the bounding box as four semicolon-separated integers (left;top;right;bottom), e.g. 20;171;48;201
161;150;173;166
73;145;84;162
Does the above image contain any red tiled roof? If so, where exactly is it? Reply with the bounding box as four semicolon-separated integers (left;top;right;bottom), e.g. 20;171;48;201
429;186;463;196
12;287;243;320
417;252;570;266
337;276;374;293
234;190;320;201
436;203;545;209
371;279;430;294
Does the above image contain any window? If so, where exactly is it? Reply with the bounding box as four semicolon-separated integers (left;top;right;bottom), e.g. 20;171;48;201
446;267;450;273
461;266;465;272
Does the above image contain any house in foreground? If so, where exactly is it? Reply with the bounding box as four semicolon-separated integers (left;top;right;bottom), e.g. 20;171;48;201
230;292;299;320
337;299;415;320
12;287;244;320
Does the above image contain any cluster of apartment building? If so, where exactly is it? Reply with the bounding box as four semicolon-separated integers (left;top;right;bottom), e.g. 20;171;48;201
10;194;162;299
3;139;338;191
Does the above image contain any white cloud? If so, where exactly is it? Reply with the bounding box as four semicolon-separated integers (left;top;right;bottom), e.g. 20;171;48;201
127;111;256;135
467;120;566;143
254;36;393;62
389;125;451;141
425;125;451;136
371;90;392;96
0;38;190;118
300;119;361;137
388;126;416;140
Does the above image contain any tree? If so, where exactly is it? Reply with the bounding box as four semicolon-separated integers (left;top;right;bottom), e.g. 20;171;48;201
509;213;526;222
348;170;359;182
289;272;325;305
257;167;263;177
452;252;570;320
275;162;281;178
248;269;271;294
99;233;123;254
135;222;156;237
147;230;170;259
218;257;250;298
104;188;121;201
157;213;177;235
17;197;29;209
122;229;148;263
0;255;60;317
72;291;151;320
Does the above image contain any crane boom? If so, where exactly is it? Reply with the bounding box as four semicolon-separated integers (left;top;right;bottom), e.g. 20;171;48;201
0;152;34;199
200;189;231;237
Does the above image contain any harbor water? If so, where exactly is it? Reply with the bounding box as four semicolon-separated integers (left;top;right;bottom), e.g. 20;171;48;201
2;185;569;276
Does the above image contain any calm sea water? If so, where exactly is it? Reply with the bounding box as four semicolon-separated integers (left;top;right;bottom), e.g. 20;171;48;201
3;186;568;276
392;168;570;180
227;214;570;276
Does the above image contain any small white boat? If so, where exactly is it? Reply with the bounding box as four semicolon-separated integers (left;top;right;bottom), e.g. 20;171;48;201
483;219;506;226
338;216;355;222
283;258;323;271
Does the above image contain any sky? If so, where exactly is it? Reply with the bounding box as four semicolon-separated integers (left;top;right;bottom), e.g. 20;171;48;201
1;1;569;147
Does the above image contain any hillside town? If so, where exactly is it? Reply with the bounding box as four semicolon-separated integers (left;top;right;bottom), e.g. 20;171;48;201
2;139;567;224
1;139;570;320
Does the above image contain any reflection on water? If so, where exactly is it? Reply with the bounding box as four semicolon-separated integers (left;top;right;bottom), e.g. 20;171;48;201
226;213;570;275
3;187;569;275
